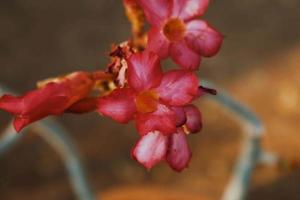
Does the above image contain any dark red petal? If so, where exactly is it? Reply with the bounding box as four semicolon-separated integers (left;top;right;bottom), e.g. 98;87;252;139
170;41;201;70
127;51;163;92
0;72;94;132
135;103;177;135
66;97;98;114
137;0;171;27
97;88;136;123
184;105;202;133
167;129;192;172
132;131;168;170
156;70;199;106
171;0;210;21
147;28;170;59
172;106;187;127
185;20;223;57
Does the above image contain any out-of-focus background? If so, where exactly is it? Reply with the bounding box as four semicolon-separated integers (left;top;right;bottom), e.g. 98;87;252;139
0;0;300;199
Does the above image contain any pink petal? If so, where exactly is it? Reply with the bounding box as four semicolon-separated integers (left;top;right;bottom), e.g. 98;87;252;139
156;70;199;106
132;131;168;169
167;129;192;172
147;28;170;59
135;103;177;135
97;88;136;123
170;41;201;70
172;106;187;127
127;51;163;92
137;0;171;27
171;0;210;21
184;105;202;133
185;20;223;57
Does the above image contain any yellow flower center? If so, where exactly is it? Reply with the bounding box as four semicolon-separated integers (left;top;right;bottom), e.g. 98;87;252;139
135;90;159;113
163;18;186;41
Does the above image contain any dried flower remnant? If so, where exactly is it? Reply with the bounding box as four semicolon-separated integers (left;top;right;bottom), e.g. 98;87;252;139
0;71;111;132
123;0;147;49
137;0;223;69
107;41;135;88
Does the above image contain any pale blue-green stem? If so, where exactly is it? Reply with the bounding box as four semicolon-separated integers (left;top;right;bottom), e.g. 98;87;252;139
201;80;277;200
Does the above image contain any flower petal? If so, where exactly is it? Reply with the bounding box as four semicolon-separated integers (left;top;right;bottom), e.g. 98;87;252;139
137;0;171;27
132;131;168;170
135;103;177;135
147;28;170;59
156;70;199;106
0;72;94;132
184;105;202;133
0;95;24;115
172;106;187;127
167;129;192;172
171;0;210;21
185;20;223;57
97;88;136;123
66;97;98;114
170;41;201;70
127;51;163;92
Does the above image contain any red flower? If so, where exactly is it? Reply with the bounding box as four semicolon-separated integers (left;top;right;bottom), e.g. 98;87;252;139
97;51;199;135
0;72;97;132
137;0;223;70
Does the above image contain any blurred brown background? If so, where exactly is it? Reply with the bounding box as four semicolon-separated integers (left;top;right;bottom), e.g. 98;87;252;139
1;0;300;199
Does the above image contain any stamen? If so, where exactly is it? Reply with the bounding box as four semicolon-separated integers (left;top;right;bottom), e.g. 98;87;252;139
163;18;186;41
136;90;159;113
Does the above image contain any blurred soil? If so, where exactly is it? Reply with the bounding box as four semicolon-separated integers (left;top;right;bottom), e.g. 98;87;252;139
0;0;300;200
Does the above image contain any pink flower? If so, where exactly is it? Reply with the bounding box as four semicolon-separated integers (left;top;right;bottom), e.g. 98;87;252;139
132;130;191;172
132;105;202;171
0;71;102;132
97;51;199;135
131;88;213;172
138;0;223;70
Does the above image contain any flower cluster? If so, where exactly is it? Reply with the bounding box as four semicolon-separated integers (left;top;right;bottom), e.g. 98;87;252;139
0;0;222;172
